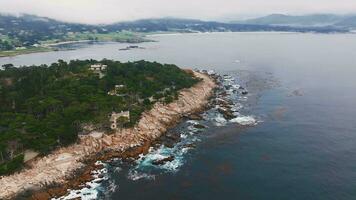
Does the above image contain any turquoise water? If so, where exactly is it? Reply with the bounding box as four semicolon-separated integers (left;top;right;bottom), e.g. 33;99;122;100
2;32;356;200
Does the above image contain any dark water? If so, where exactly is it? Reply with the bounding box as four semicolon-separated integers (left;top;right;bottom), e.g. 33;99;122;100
2;32;356;200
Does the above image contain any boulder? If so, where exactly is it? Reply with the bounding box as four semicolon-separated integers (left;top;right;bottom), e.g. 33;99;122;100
241;91;248;95
218;108;235;120
193;124;206;129
152;156;175;165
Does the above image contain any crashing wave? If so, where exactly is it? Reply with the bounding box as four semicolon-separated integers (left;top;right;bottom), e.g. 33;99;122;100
127;170;155;181
213;114;227;126
230;116;257;125
53;162;108;200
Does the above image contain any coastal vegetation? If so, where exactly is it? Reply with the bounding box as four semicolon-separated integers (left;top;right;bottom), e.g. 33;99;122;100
0;59;199;175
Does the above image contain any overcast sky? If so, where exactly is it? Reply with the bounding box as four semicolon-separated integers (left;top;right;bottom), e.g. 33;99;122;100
0;0;356;24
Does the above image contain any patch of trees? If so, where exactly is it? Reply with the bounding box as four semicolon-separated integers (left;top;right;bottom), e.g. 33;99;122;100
0;40;14;51
0;59;199;175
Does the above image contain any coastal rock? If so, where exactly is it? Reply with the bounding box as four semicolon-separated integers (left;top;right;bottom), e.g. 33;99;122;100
152;156;175;165
31;192;51;200
193;123;206;129
241;91;248;95
187;114;203;120
218;108;235;120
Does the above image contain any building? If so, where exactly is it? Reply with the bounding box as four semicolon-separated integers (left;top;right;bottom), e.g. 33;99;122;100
109;111;130;130
90;64;107;78
115;84;125;90
90;64;107;71
107;85;126;96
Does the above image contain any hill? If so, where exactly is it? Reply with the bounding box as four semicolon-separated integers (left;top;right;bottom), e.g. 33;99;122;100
335;16;356;28
235;14;356;29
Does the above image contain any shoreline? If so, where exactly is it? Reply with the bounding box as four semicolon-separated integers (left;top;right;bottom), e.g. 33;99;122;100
42;40;93;47
0;37;152;58
0;71;216;200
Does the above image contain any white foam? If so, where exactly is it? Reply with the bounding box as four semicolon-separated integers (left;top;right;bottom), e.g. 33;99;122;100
187;120;199;125
214;114;227;126
230;116;257;125
231;103;243;112
53;162;108;200
127;170;155;181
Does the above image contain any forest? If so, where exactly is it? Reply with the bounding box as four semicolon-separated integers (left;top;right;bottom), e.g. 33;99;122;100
0;59;199;175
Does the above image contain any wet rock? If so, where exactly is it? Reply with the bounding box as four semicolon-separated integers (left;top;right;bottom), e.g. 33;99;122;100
152;156;175;165
218;108;235;120
215;98;233;108
161;132;181;148
94;179;103;184
164;142;175;148
193;124;206;129
165;133;181;141
224;85;232;90
241;91;248;95
187;114;203;120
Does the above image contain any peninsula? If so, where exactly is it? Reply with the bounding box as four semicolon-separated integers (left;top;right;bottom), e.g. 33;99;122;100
0;60;216;199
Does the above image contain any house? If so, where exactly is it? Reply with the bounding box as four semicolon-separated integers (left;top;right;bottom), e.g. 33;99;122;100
90;64;107;78
115;84;125;90
109;111;130;130
90;64;107;72
107;85;126;96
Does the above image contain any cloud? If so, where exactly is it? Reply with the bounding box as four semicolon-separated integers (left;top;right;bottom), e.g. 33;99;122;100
0;0;355;24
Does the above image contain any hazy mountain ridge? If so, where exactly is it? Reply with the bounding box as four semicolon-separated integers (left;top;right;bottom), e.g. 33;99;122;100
105;17;347;33
0;14;350;50
235;14;356;28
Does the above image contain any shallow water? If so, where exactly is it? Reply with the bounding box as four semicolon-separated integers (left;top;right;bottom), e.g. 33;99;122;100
2;32;356;200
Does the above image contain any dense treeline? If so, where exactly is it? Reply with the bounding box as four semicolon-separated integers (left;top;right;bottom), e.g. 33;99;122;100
0;59;199;174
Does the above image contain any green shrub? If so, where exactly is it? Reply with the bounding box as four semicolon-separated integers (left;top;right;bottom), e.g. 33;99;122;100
0;154;24;175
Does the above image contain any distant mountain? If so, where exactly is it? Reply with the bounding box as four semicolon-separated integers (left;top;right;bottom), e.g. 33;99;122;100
0;14;350;49
235;14;356;28
335;16;356;28
106;17;347;33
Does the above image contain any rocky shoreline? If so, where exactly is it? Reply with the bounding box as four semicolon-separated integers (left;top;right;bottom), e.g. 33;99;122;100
0;71;216;200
